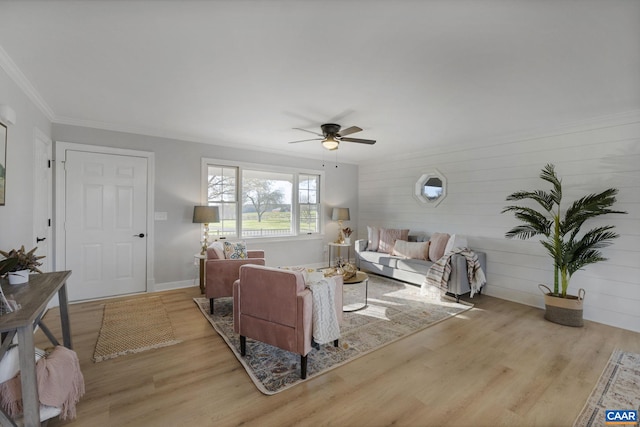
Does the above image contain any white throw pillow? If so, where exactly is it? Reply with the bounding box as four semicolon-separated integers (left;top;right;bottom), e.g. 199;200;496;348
367;226;380;251
444;234;468;254
207;241;225;259
0;345;45;383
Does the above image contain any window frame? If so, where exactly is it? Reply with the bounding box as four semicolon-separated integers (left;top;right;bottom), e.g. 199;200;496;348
201;158;325;241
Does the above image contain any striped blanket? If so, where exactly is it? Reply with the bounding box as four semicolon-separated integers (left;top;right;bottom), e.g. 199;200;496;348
422;248;486;297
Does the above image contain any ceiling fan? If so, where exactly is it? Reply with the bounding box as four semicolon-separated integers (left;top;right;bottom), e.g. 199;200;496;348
288;123;376;150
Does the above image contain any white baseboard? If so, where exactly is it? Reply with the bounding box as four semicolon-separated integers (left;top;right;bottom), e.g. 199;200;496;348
154;280;196;292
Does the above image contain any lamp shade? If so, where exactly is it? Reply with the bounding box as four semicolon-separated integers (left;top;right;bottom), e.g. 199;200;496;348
331;207;350;221
193;206;220;223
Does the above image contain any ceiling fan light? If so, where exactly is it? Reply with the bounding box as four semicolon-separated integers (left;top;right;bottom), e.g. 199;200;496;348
322;135;339;150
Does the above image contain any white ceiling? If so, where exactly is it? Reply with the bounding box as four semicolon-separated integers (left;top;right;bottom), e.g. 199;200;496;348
1;0;639;164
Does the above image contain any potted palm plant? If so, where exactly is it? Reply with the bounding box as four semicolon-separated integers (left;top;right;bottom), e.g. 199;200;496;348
502;164;626;326
0;246;45;285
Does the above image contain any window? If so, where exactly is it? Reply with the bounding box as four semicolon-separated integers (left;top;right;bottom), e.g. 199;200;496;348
241;169;292;237
298;174;320;234
203;159;323;239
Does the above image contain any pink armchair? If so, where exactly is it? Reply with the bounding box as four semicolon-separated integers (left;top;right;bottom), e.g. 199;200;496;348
205;247;265;314
233;264;343;379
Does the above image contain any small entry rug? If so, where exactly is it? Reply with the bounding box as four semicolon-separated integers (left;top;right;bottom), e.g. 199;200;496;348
93;296;181;362
573;349;640;427
194;274;473;394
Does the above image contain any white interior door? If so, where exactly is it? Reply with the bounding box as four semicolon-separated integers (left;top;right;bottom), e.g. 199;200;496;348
33;130;52;272
64;150;148;301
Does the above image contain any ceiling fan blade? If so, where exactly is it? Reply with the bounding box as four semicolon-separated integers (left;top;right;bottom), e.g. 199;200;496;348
288;138;322;144
338;126;362;137
341;137;376;145
293;127;323;137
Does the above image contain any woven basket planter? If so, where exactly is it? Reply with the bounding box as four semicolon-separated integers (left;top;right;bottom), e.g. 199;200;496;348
538;284;585;327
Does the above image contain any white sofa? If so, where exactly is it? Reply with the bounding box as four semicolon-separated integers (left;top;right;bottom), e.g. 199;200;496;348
355;233;487;302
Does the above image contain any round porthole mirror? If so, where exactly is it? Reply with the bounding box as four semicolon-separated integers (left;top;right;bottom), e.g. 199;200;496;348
414;170;446;207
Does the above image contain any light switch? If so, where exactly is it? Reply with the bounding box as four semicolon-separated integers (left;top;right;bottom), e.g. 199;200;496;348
154;212;168;221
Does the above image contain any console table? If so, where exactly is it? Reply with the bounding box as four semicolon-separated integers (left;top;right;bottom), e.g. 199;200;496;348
0;270;73;427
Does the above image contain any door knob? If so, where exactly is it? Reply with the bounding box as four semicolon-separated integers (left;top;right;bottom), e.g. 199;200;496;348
133;233;145;238
36;237;46;243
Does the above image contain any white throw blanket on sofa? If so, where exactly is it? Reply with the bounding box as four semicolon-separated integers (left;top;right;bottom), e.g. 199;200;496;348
306;276;341;345
422;248;486;297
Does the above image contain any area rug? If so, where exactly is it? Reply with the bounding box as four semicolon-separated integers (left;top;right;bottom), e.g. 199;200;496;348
573;349;640;427
93;296;181;362
193;274;473;394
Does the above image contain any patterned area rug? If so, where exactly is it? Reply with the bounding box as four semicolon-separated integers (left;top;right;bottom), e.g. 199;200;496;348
93;296;181;362
194;274;473;394
574;349;640;427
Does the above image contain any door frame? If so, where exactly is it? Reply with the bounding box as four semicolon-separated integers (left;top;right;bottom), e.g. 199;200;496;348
54;141;156;292
33;128;53;272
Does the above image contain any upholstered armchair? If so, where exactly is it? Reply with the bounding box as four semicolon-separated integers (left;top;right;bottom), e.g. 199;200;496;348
205;247;265;314
233;264;343;379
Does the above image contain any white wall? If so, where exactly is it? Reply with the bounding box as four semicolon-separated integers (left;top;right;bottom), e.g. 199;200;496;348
52;124;359;289
0;67;52;250
358;112;640;332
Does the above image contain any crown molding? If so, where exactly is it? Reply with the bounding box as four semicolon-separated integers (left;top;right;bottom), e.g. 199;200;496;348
0;43;56;121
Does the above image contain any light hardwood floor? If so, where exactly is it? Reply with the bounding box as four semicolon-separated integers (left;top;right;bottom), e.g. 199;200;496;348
36;284;640;427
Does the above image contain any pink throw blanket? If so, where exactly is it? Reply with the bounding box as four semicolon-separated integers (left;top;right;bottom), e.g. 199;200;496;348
0;346;85;420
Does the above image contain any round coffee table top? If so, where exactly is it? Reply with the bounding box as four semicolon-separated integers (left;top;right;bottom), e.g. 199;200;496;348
343;271;368;284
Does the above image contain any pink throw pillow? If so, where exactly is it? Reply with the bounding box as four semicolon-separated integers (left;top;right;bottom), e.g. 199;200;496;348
378;228;409;254
392;240;430;260
428;232;451;261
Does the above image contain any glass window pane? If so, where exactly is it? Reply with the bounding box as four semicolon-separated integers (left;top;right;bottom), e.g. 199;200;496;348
298;174;320;233
207;166;238;237
208;166;237;203
207;202;236;238
241;170;293;238
299;204;319;233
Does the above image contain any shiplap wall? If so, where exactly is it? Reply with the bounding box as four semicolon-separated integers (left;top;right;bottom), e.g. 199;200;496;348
358;113;640;332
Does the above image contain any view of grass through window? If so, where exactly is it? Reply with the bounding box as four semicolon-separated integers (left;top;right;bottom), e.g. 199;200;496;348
206;164;320;238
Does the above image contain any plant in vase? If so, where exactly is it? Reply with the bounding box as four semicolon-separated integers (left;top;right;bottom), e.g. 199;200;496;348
342;227;353;244
0;246;45;285
502;164;626;326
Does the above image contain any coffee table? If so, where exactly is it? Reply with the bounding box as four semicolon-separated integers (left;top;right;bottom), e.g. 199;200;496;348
342;271;369;312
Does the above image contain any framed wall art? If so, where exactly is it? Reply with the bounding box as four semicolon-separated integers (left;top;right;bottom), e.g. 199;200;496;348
0;122;6;206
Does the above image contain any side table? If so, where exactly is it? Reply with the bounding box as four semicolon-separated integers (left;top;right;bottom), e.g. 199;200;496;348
0;271;74;427
328;242;351;267
342;271;369;312
194;254;206;294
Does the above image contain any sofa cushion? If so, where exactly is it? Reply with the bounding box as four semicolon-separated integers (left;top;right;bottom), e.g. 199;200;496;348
392;239;430;260
428;232;451;261
396;258;434;275
378;228;409;254
358;250;399;268
444;234;468;254
367;226;380;251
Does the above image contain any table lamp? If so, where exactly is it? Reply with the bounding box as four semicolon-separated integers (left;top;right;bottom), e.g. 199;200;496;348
331;207;350;244
193;205;220;254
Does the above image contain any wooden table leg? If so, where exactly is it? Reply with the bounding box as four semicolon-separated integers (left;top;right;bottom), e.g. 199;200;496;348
17;326;40;427
58;282;73;349
199;258;206;294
